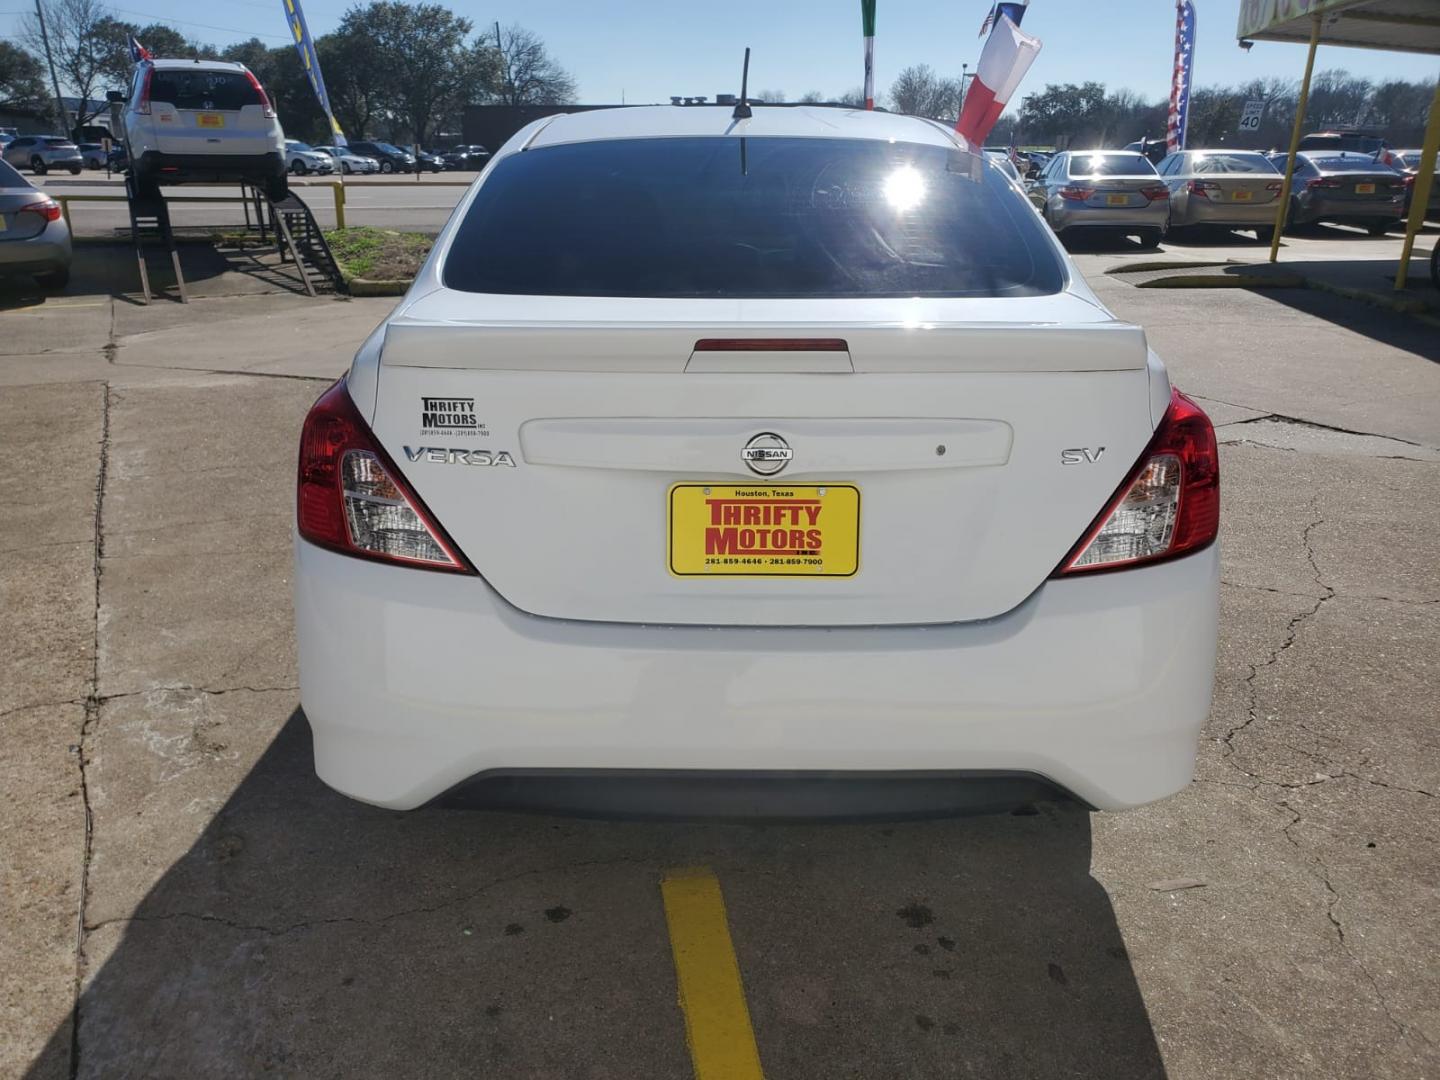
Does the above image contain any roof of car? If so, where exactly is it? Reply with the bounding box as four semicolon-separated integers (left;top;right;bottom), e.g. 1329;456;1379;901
522;105;967;151
148;58;248;72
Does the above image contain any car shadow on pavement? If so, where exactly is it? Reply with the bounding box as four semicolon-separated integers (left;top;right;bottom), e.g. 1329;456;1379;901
25;710;1168;1079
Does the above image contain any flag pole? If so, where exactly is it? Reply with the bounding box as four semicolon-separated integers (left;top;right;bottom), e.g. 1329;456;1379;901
861;0;876;109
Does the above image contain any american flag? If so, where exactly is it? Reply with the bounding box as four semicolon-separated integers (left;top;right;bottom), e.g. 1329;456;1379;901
1166;1;1196;154
979;1;1028;38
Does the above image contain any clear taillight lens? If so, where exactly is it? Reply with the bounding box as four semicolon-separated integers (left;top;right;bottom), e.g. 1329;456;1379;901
297;380;472;573
1055;389;1219;575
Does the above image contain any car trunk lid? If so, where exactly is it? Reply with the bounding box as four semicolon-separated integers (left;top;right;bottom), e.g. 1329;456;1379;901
361;290;1158;627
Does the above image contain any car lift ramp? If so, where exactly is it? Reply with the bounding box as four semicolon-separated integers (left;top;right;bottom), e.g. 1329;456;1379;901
124;176;187;304
243;183;344;297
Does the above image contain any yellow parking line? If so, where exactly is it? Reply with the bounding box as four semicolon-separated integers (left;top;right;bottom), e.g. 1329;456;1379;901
661;867;765;1080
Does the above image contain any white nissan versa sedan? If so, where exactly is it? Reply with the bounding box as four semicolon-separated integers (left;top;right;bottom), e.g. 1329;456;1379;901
294;106;1220;816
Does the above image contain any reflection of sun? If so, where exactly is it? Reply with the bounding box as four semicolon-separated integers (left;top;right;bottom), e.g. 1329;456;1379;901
882;165;926;211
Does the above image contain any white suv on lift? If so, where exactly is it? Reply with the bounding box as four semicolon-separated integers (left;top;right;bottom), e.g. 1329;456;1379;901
114;58;287;198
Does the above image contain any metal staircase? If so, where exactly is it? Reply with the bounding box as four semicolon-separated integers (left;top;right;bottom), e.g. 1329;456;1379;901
121;178;342;301
263;190;343;296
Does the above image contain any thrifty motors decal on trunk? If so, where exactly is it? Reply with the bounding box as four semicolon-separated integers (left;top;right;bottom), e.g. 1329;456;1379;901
420;397;488;437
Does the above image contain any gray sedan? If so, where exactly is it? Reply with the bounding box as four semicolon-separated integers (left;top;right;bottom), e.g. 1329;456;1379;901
0;158;72;288
1156;150;1283;241
1027;150;1169;247
2;135;84;175
1269;151;1407;234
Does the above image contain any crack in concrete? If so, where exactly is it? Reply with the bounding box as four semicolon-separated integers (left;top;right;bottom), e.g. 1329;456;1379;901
68;380;110;1080
1221;579;1438;606
98;683;300;704
1213;409;1436;452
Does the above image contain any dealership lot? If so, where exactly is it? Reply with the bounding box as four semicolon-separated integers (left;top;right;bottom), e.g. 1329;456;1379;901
2;238;1438;1079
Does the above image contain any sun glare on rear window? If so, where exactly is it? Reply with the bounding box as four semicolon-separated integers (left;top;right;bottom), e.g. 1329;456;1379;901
442;137;1064;299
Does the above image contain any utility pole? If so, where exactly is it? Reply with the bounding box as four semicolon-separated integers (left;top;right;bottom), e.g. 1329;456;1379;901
494;20;509;106
33;0;72;137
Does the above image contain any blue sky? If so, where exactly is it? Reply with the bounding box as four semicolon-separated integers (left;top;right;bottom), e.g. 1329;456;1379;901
5;0;1438;101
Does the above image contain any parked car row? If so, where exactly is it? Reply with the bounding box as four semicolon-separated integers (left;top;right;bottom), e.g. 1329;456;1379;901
1022;141;1428;247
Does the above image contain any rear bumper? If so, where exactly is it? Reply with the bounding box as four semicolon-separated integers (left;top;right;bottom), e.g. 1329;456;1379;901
1295;194;1405;224
134;150;285;183
1052;202;1168;232
1173;197;1280;227
0;228;71;274
295;539;1220;813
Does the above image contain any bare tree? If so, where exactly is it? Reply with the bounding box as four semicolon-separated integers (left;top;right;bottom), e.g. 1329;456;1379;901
489;23;576;106
755;88;787;103
888;64;961;121
22;0;110;128
797;90;825;104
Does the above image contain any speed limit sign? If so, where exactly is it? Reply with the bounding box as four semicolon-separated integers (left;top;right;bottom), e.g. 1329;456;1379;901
1239;100;1265;132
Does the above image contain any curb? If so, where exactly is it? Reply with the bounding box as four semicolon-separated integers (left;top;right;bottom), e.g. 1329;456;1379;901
1300;275;1440;316
344;276;411;297
1136;273;1304;289
1105;260;1237;275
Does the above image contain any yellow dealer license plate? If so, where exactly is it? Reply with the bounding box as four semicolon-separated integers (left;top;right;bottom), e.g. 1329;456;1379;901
1232;190;1252;201
1106;193;1128;206
668;484;860;577
196;113;225;128
1355;182;1375;194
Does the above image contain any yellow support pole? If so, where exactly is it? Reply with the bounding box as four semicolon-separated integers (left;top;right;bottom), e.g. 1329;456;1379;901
332;180;346;231
1270;14;1322;263
1394;79;1440;291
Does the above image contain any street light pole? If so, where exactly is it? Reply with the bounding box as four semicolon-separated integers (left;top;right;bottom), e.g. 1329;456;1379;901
33;0;72;138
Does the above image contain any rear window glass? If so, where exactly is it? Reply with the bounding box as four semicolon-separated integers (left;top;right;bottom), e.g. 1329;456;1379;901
0;159;29;187
443;136;1065;299
41;137;73;146
1307;156;1391;173
1193;154;1276;174
150;69;260;111
1068;154;1156;177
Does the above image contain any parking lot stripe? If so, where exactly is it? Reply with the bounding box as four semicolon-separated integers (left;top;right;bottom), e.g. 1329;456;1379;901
661;867;765;1080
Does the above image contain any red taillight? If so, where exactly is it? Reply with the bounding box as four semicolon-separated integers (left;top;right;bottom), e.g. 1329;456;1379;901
20;199;62;222
244;68;276;119
1306;177;1341;190
1266;181;1283;193
1058;185;1092;201
1186;179;1219;199
1141;183;1170;201
297;379;473;573
136;64;153;115
1053;389;1219;576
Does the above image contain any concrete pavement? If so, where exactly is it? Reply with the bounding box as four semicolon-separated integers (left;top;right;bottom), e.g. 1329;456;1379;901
1;246;1438;1078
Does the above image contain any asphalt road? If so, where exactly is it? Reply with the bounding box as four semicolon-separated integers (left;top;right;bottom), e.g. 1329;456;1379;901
1;233;1438;1079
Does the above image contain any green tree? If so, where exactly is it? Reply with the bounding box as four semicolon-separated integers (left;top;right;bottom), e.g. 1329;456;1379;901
95;20;211;89
316;27;387;140
1017;82;1108;146
0;41;49;113
337;1;474;145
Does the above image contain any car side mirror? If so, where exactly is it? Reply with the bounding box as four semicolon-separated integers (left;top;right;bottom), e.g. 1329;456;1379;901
106;90;125;104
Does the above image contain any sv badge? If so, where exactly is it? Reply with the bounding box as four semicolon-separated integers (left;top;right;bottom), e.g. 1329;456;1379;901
1060;447;1105;465
404;446;516;467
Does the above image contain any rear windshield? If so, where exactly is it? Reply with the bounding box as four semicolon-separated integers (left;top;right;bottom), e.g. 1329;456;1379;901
1068;153;1156;177
1193;154;1276;174
41;136;74;146
443;136;1065;299
0;159;29;188
150;69;260;111
1307;156;1392;173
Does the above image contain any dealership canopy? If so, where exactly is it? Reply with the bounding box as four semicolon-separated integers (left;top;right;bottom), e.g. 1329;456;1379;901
1238;0;1440;54
1237;0;1440;286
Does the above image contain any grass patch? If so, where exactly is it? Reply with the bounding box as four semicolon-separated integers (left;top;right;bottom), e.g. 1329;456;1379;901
323;227;434;281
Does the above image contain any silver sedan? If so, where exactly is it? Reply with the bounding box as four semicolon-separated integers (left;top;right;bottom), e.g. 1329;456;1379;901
1157;150;1283;241
0;157;72;288
1027;150;1169;248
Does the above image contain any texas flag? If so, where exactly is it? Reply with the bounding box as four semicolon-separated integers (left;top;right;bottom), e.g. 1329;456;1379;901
128;35;152;63
956;5;1041;146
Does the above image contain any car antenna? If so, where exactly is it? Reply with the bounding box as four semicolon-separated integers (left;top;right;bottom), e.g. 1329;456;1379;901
732;47;752;120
